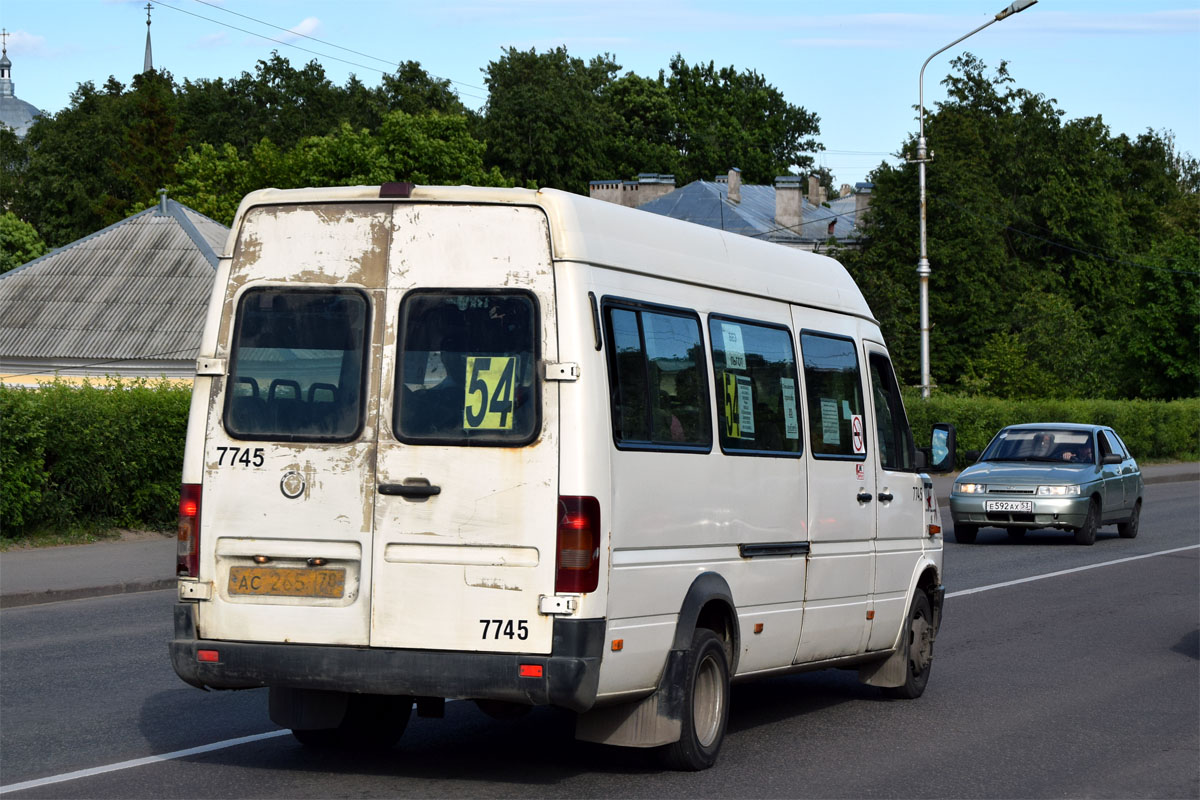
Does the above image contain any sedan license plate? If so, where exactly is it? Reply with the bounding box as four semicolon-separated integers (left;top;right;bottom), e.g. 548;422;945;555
985;500;1033;513
228;566;345;599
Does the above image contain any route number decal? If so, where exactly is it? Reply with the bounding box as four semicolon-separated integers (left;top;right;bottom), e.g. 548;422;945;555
215;446;264;467
480;619;529;640
463;356;517;430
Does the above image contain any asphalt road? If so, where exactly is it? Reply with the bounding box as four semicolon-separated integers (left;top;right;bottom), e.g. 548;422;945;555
1;481;1196;798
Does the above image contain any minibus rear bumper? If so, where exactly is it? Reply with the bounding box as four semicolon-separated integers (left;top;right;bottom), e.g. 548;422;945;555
170;603;604;713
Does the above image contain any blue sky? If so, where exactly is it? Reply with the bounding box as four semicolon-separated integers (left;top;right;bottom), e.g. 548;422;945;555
2;0;1198;186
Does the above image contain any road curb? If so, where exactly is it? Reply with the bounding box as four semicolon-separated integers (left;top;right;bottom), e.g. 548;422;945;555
0;578;176;609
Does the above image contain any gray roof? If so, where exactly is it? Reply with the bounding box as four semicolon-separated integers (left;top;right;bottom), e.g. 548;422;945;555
0;200;227;366
638;180;863;244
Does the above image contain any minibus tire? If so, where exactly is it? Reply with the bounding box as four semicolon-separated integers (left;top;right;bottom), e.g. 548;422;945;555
661;628;730;771
883;592;933;700
292;693;413;750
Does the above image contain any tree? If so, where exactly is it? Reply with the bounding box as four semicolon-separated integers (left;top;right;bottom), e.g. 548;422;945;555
662;55;821;185
167;112;509;226
11;79;131;247
0;211;47;272
480;47;621;193
845;55;1198;399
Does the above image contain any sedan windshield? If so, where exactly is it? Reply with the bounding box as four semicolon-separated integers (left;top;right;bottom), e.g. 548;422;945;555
981;429;1095;465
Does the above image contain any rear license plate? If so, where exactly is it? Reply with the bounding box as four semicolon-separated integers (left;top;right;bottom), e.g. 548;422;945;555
228;566;345;598
985;500;1033;512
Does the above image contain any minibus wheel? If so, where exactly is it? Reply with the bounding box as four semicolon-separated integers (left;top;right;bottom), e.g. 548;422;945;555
661;628;730;771
292;693;413;750
883;591;933;700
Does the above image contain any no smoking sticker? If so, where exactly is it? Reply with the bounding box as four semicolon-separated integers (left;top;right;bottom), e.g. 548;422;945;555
851;414;865;454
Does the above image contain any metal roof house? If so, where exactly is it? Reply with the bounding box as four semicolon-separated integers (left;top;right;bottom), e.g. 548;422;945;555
590;170;873;252
0;194;227;385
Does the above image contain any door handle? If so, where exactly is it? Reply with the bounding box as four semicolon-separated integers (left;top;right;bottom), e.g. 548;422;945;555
877;491;894;503
856;490;873;504
378;482;441;499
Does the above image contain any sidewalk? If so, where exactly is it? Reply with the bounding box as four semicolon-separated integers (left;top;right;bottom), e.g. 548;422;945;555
1;463;1196;609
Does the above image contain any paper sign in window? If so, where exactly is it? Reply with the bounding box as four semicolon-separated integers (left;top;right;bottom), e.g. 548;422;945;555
736;376;755;438
821;398;840;446
781;378;800;440
463;356;517;430
721;323;747;370
722;372;754;439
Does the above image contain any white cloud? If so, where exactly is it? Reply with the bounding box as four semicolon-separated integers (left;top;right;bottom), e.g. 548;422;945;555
278;17;322;44
3;30;59;58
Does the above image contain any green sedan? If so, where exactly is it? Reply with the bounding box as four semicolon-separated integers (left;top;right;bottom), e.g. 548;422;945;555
949;423;1143;546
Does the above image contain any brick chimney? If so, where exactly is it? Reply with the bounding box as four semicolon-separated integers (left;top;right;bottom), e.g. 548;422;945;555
807;175;821;208
774;176;803;232
728;168;741;204
588;173;676;208
853;182;874;227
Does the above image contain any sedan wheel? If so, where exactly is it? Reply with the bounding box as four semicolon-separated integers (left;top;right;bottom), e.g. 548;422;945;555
955;523;978;544
1118;500;1141;538
1074;499;1099;546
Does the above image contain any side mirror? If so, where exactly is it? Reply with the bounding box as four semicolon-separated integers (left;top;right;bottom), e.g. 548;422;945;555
928;423;956;473
1102;453;1122;465
965;449;981;463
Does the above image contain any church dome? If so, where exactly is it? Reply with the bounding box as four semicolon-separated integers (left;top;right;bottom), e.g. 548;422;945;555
0;45;43;139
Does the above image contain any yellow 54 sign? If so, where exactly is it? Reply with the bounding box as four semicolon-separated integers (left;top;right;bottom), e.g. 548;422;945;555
463;356;517;430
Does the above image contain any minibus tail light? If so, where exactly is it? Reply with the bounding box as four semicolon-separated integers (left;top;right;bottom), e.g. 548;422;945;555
177;483;202;577
555;496;600;594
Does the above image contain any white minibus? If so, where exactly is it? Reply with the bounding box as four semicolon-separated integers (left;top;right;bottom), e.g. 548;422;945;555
171;183;956;770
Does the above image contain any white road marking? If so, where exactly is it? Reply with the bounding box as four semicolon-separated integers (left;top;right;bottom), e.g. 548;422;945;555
0;730;291;795
4;545;1196;794
946;544;1199;598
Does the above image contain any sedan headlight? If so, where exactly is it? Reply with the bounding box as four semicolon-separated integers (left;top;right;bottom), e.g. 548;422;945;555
955;482;987;494
1037;485;1081;496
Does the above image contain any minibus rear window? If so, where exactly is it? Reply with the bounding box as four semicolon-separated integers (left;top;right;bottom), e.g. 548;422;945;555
394;291;540;446
224;288;369;442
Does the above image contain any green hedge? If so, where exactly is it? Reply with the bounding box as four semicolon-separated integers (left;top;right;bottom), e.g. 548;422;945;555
903;391;1200;465
1;378;191;537
1;380;1196;538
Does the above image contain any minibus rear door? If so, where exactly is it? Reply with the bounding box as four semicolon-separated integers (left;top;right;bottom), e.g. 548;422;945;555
370;203;561;654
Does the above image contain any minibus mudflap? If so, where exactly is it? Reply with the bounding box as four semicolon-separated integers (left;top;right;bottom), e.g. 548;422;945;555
170;605;603;712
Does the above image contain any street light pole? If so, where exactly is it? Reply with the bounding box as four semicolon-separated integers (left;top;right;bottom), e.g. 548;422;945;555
916;0;1037;399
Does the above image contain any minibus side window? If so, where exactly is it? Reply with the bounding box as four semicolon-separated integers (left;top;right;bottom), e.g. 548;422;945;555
224;288;369;442
800;332;866;460
868;352;916;471
394;290;540;446
603;302;712;452
708;316;803;457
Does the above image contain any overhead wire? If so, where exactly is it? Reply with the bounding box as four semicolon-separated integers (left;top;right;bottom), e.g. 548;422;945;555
149;0;487;102
184;0;487;92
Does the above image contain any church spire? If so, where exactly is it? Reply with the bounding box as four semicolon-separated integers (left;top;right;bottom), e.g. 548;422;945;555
143;3;154;73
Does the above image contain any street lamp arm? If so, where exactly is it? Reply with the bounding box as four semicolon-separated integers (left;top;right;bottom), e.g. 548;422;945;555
914;0;1036;399
918;19;996;139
